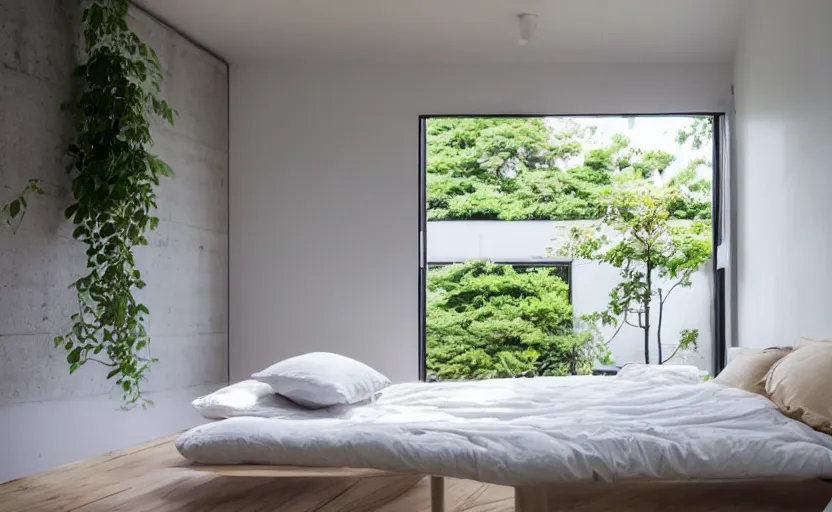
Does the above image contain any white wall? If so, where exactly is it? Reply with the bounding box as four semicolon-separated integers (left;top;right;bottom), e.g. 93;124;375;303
733;0;832;348
428;221;713;372
0;3;228;482
230;62;732;383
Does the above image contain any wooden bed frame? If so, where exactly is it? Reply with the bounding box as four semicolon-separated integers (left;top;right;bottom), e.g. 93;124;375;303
5;434;829;511
184;463;830;512
187;463;540;511
187;464;451;511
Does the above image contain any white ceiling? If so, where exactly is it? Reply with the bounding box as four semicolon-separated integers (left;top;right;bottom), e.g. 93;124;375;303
136;0;749;64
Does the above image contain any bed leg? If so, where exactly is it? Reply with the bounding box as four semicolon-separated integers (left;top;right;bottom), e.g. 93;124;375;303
514;486;547;512
430;476;445;512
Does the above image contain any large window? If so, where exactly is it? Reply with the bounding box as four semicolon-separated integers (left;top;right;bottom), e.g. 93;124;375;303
420;115;723;381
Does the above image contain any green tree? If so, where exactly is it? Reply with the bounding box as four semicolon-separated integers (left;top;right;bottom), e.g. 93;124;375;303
633;150;676;178
427;118;595;221
666;158;712;220
426;261;605;380
676;116;714;150
427;118;710;221
558;173;712;364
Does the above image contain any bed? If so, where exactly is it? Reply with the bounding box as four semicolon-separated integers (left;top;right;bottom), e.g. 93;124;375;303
4;437;829;511
176;374;832;511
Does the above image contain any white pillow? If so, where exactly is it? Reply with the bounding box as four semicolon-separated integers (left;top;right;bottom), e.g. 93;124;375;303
616;363;703;385
251;352;391;408
192;380;305;419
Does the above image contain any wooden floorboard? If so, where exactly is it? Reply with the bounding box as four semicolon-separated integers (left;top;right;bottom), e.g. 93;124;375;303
2;434;831;511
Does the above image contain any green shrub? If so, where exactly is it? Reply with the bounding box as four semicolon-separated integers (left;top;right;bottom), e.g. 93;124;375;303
426;261;604;380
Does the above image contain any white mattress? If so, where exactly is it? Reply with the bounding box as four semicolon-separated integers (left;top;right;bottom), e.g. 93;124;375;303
176;376;832;486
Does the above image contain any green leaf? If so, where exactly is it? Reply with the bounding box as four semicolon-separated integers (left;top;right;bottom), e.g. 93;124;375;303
107;368;121;379
99;223;115;238
67;347;82;364
54;336;64;348
8;200;20;218
28;179;45;194
65;204;79;219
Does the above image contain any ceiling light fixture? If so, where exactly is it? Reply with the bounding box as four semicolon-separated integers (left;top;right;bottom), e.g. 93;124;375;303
517;13;538;46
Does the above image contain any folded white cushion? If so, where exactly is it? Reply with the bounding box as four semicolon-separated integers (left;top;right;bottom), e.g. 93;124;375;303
192;380;307;419
251;352;391;408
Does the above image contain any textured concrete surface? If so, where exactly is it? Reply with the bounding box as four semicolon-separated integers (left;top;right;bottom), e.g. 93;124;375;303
0;1;228;482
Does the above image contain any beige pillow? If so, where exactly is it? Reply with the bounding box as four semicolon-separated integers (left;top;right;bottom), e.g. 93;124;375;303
726;346;774;365
765;342;832;433
712;347;792;395
795;337;832;349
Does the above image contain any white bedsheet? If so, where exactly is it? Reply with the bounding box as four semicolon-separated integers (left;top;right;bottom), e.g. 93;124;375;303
176;376;832;486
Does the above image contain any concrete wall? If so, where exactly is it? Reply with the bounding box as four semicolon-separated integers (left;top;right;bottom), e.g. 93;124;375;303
733;0;832;348
428;221;713;372
0;1;228;482
230;61;732;383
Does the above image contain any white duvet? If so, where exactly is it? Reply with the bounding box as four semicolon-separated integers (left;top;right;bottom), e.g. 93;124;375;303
176;376;832;486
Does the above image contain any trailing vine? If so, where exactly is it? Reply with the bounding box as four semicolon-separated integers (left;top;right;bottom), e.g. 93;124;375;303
54;0;175;408
1;179;44;233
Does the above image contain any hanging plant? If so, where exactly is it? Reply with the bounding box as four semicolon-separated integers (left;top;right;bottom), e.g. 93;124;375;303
54;0;175;408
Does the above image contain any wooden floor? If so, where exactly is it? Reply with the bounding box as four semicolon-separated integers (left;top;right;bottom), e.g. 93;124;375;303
2;435;831;511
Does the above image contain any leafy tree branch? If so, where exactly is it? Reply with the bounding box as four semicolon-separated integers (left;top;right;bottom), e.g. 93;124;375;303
557;174;712;364
675;116;714;150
